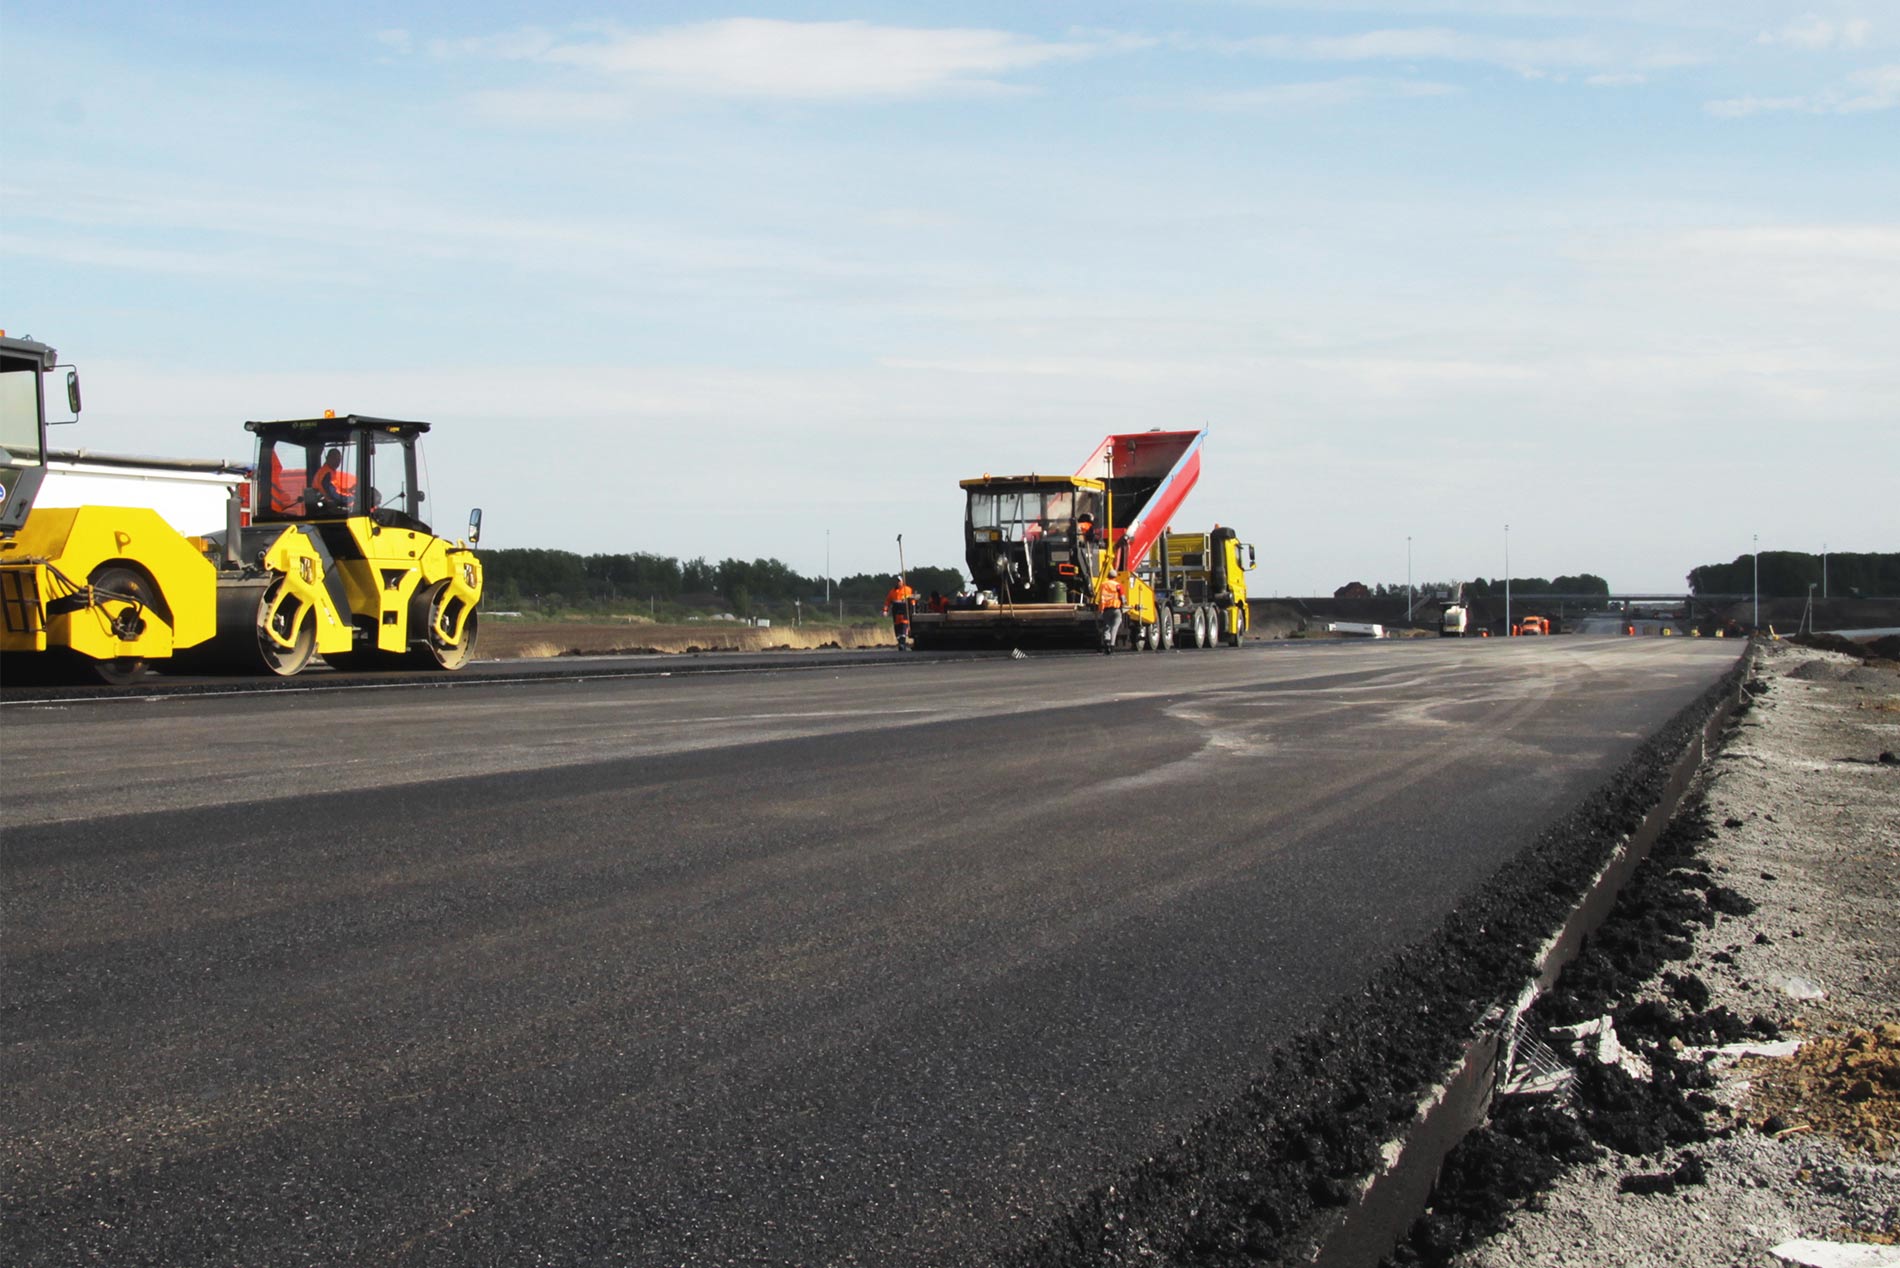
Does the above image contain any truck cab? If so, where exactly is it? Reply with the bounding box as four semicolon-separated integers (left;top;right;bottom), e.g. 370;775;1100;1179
0;332;76;534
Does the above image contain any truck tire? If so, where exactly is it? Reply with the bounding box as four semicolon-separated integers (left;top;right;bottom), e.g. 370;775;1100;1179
1156;609;1173;651
1193;606;1210;649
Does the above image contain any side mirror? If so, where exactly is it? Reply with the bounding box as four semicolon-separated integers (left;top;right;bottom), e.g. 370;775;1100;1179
1245;544;1257;571
66;369;82;416
467;507;482;545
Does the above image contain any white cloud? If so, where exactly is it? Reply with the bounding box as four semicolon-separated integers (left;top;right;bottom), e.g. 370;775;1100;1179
436;19;1099;101
1669;223;1900;262
462;89;635;125
1203;26;1698;75
1191;76;1461;109
1755;15;1874;50
1707;62;1900;114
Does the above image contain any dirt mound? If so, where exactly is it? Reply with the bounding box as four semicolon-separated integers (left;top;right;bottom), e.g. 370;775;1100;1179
1793;632;1900;666
481;620;894;658
1745;1023;1900;1158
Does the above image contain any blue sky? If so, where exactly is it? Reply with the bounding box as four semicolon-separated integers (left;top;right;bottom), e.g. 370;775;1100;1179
5;1;1896;592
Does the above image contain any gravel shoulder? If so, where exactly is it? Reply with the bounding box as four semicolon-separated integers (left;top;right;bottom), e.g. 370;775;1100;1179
1408;641;1900;1267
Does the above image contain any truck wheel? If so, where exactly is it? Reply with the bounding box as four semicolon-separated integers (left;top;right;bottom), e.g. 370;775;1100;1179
1192;607;1209;649
84;565;155;685
407;581;479;670
1156;609;1174;651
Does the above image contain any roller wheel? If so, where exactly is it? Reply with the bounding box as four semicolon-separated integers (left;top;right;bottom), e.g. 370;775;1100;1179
255;575;317;677
89;654;148;686
321;649;388;672
407;581;479;671
84;565;156;685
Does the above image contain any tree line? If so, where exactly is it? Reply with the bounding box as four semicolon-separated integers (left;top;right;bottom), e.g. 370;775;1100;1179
482;548;963;619
1687;551;1898;598
1335;574;1611;600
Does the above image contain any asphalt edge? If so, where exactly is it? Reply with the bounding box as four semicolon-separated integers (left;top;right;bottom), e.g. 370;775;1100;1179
1305;645;1751;1267
1011;645;1752;1268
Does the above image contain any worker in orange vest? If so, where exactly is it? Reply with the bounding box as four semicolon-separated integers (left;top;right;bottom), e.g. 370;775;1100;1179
313;447;357;512
884;576;916;650
1096;572;1124;654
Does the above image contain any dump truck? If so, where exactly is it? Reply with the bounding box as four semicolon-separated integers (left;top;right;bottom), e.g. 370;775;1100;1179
908;428;1255;651
1144;528;1256;648
0;331;483;684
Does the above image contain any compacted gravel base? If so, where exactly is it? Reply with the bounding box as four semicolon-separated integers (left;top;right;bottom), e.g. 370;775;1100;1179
1389;643;1900;1268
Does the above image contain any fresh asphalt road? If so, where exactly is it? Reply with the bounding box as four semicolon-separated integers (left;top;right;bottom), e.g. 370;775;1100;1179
2;637;1740;1266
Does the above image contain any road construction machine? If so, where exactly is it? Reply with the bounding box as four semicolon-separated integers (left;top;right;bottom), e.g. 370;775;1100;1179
908;428;1254;652
0;332;483;684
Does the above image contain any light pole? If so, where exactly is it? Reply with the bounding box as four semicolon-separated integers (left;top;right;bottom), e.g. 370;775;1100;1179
1504;524;1512;636
1406;535;1413;622
1753;534;1759;631
1822;541;1828;600
825;529;831;604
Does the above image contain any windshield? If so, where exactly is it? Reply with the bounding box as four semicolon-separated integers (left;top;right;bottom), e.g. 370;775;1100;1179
968;486;1099;540
366;429;429;531
0;352;43;467
257;436;362;521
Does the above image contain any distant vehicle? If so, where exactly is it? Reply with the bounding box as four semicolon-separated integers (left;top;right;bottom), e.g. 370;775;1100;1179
1440;604;1468;637
1515;615;1549;636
